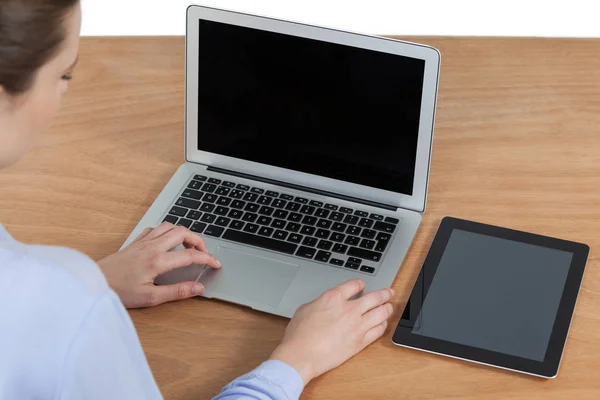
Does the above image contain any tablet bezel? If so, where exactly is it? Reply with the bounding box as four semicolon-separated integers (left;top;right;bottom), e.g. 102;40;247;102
392;216;589;378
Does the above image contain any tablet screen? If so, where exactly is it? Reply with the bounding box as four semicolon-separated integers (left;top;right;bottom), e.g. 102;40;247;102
411;229;573;362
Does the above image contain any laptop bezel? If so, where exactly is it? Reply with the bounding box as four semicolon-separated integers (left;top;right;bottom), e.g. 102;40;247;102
185;5;440;213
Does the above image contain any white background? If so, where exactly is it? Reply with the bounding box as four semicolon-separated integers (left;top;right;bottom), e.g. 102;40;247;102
82;0;600;37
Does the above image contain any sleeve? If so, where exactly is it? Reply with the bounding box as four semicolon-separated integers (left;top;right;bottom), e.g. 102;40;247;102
57;291;164;400
212;360;304;400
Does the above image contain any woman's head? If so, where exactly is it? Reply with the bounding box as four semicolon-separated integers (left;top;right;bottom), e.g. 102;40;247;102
0;0;81;168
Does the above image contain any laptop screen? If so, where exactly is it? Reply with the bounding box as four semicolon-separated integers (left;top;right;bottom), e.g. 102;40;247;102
197;19;425;196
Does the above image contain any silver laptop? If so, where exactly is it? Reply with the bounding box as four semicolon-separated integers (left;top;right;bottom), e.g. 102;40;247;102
121;5;440;318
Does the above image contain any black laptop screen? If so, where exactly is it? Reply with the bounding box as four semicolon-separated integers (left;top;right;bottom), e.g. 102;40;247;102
197;19;425;195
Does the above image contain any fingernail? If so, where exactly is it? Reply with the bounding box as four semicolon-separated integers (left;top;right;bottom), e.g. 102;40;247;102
390;289;395;296
192;284;203;295
216;259;222;267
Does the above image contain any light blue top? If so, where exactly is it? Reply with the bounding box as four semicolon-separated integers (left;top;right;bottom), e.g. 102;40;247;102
0;225;303;400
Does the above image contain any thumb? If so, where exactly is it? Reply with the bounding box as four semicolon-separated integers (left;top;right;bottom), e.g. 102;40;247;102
150;281;204;306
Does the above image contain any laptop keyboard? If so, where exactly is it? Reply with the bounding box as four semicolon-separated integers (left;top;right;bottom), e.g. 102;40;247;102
162;174;400;275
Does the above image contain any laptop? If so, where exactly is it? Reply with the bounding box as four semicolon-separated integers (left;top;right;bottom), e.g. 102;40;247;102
120;5;440;318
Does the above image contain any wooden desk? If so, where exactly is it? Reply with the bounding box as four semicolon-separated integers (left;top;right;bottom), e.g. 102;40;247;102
1;36;599;399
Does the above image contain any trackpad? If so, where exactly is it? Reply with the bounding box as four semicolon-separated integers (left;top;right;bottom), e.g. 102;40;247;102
199;246;299;308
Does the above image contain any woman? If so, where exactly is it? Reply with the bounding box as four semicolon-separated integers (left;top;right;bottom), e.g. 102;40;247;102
0;1;395;399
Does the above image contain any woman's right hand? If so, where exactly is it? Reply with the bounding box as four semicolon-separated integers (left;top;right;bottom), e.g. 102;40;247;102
269;279;395;385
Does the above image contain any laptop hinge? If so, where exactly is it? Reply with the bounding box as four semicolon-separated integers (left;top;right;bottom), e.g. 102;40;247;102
207;166;398;212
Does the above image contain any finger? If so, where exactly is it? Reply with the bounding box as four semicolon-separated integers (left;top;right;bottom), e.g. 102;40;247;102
146;281;204;307
155;226;208;252
356;288;394;314
132;227;153;243
362;303;393;331
182;237;207;253
331;279;366;300
143;221;179;241
363;320;388;347
152;248;220;276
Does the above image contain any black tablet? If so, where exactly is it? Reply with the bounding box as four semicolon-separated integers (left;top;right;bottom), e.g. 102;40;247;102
392;217;589;378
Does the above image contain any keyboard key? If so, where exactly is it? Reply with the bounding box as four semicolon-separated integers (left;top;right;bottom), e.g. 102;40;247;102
309;200;324;207
176;218;193;228
317;219;332;229
223;229;297;254
329;212;344;221
360;239;376;250
169;206;188;217
271;219;286;229
302;237;318;247
217;197;232;206
344;215;359;225
273;230;288;240
257;216;272;226
315;209;330;218
236;184;250;191
200;203;215;213
272;199;287;208
324;203;338;210
333;243;348;254
215;217;231;227
229;190;244;199
370;213;384;221
244;203;260;213
243;192;258;202
201;183;217;193
200;214;216;224
377;232;392;241
266;190;279;197
340;207;353;214
190;222;207;233
215;186;230;196
288;233;303;243
243;223;259;233
347;226;362;236
330;232;345;242
187;180;202;189
202;193;218;203
214;206;229;216
300;226;316;236
300;205;316;215
251;187;264;194
332;222;347;232
385;217;400;224
280;194;294;200
231;200;245;209
242;213;258;223
204;225;224;237
315;229;330;239
294;197;308;204
345;236;360;246
347;247;382;262
375;232;391;252
285;202;301;211
273;210;288;219
163;215;178;224
230;220;244;230
360;265;375;274
258;195;272;205
176;197;200;209
259;206;274;216
193;174;207;181
208;178;221;184
186;210;202;220
361;229;377;239
354;210;368;217
345;261;359;270
374;221;396;233
358;218;374;228
223;181;236;187
296;246;316;259
302;216;317;226
317;240;333;251
285;222;301;233
258;226;274;236
330;258;344;266
182;189;203;200
288;213;302;222
315;250;331;262
348;257;362;265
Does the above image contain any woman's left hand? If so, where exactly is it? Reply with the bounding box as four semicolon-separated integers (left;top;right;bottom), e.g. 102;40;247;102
97;222;221;309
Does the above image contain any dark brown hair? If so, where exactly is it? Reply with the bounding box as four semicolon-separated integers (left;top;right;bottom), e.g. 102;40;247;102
0;0;79;95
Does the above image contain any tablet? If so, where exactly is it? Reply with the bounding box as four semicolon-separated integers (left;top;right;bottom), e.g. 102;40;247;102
392;217;589;378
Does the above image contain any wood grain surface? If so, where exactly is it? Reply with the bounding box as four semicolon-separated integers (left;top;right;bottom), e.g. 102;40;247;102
0;36;599;399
